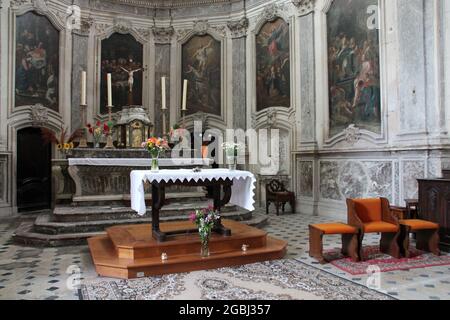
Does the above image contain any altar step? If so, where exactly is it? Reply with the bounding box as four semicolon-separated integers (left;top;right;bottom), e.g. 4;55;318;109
52;201;238;222
88;220;287;279
13;212;269;247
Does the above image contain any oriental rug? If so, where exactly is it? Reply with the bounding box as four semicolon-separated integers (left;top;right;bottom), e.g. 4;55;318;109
325;246;450;276
79;259;393;300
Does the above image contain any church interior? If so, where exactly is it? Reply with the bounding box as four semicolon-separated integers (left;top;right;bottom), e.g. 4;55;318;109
0;0;450;302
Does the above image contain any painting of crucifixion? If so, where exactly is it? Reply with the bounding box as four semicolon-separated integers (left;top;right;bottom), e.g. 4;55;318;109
182;35;221;116
100;33;143;113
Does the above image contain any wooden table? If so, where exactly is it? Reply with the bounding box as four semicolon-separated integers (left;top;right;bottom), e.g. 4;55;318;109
150;178;233;242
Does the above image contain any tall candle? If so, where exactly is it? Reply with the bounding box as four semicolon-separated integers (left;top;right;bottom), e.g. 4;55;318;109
182;79;188;111
161;77;167;110
107;73;112;107
81;71;86;106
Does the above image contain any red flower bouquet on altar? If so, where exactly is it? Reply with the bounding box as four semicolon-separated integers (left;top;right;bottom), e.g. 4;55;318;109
86;121;112;148
142;137;169;171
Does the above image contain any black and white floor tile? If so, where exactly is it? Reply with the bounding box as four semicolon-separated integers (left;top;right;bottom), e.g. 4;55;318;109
0;209;449;300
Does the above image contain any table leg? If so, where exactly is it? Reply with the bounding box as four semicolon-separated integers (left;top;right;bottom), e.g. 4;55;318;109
152;182;167;242
212;183;232;237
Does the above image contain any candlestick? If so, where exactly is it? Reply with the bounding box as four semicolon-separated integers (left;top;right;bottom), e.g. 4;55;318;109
162;110;167;137
161;77;167;110
182;79;188;111
81;71;86;106
107;73;113;107
104;105;115;149
78;104;88;148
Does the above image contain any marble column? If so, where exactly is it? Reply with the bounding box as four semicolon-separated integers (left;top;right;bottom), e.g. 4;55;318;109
71;33;89;131
396;0;427;136
232;37;247;130
154;44;171;136
298;12;316;149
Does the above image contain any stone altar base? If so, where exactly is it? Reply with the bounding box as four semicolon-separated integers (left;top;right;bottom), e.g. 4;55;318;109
88;220;287;279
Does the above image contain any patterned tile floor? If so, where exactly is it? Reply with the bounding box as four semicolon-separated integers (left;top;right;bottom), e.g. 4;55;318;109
0;209;449;300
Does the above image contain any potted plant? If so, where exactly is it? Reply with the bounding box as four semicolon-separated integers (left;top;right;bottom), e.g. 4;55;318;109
141;137;169;171
189;205;221;258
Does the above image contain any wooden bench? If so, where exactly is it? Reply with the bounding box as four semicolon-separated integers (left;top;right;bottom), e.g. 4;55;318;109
399;219;440;258
309;223;360;264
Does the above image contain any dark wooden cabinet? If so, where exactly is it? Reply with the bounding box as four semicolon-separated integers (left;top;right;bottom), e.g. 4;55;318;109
418;179;450;251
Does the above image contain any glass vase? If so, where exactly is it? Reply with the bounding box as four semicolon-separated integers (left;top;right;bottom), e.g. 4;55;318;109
151;156;159;172
200;237;210;258
226;155;236;171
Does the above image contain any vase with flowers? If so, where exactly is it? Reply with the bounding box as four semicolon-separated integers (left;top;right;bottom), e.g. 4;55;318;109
142;137;169;172
40;125;83;158
189;205;221;258
222;142;243;171
86;121;111;148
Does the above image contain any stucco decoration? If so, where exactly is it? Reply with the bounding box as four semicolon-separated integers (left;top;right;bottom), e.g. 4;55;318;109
227;17;249;39
30;104;49;127
292;0;315;16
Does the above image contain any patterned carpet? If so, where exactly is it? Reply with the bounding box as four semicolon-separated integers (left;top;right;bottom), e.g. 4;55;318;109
79;259;393;300
326;246;450;275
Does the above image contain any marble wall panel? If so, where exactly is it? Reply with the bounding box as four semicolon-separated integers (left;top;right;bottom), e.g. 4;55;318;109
402;160;425;199
298;161;313;198
365;161;393;203
0;160;4;202
232;37;246;130
71;34;89;130
320;161;341;200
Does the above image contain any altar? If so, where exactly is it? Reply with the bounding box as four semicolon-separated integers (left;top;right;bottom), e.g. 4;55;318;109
88;169;287;279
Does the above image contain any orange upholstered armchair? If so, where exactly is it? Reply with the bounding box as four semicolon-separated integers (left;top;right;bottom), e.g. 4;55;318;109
346;198;401;259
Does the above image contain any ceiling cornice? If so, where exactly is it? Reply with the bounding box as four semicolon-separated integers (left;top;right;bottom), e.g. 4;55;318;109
109;0;241;9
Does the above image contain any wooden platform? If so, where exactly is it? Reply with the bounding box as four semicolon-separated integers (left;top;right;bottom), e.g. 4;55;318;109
88;220;287;279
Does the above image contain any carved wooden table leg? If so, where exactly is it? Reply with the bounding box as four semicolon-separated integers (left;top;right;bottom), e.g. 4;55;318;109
151;182;167;242
212;182;232;236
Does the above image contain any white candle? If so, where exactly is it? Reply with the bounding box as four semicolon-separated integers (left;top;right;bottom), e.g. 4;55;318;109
182;79;188;111
161;77;167;110
107;73;112;107
81;71;86;106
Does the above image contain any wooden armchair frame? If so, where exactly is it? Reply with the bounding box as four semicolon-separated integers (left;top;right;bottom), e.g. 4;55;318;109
347;198;401;259
266;180;296;216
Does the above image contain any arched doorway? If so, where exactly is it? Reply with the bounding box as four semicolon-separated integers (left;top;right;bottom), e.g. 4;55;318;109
16;127;51;212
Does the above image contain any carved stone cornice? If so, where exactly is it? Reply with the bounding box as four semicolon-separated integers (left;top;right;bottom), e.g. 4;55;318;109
72;17;94;37
113;18;133;34
261;3;282;22
153;26;175;44
10;0;32;8
227;17;248;39
109;0;240;9
292;0;315;16
177;20;226;40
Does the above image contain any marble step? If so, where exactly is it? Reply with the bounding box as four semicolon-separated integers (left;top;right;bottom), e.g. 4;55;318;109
13;222;106;247
34;210;253;235
13;213;267;247
53;201;238;222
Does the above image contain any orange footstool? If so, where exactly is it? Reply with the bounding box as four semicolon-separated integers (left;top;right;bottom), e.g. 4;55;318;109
399;219;440;258
309;223;360;264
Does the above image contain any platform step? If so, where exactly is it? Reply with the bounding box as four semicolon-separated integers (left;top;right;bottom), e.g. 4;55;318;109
53;201;237;222
12;222;106;247
88;220;287;279
33;210;253;235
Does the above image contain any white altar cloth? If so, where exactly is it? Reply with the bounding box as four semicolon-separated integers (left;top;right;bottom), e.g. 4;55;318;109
130;169;256;216
68;158;211;167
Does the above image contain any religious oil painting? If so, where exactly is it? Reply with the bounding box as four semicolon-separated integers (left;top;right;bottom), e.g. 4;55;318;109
182;35;221;116
327;0;381;136
100;33;143;114
256;18;290;111
15;11;59;111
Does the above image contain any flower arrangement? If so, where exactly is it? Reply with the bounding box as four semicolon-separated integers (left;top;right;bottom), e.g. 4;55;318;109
86;121;112;147
222;142;243;170
141;137;169;171
40;126;83;156
189;205;221;257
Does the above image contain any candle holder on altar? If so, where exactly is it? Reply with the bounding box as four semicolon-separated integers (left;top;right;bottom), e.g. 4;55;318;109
104;105;115;149
78;104;88;148
161;108;168;139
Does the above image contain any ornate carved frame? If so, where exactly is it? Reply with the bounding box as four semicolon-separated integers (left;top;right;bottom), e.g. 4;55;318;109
175;20;232;132
318;0;389;148
91;18;151;122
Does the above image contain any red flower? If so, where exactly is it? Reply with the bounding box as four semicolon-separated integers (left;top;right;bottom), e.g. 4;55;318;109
88;127;94;134
103;123;109;131
96;120;101;127
86;123;92;128
189;212;197;222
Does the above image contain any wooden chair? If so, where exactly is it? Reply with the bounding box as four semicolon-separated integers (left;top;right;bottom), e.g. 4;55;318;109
266;180;296;216
347;198;401;260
